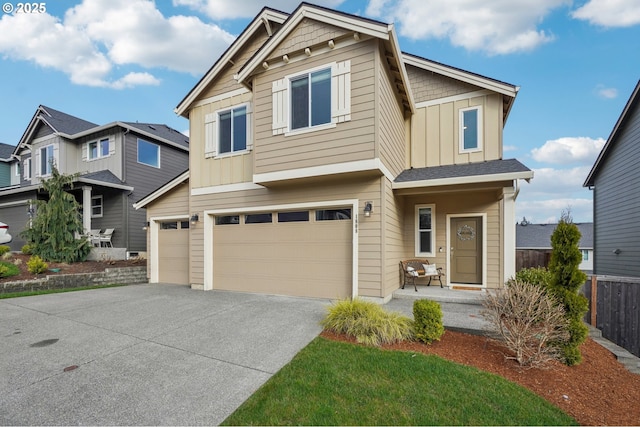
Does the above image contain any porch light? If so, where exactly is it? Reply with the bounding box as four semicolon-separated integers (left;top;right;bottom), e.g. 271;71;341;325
190;213;199;225
143;221;149;231
363;201;373;217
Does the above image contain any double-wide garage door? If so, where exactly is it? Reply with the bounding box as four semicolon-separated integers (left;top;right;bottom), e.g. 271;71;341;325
213;208;352;299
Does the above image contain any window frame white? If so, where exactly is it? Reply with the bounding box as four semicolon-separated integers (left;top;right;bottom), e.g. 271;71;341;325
88;137;111;160
39;144;55;177
215;103;251;157
23;159;31;180
289;66;332;132
137;138;160;168
91;195;103;218
415;204;436;257
459;106;483;154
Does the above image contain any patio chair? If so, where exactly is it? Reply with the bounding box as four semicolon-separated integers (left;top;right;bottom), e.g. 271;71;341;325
89;229;101;247
99;228;114;247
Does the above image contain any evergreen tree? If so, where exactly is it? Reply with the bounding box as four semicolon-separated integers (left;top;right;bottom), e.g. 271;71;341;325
21;166;91;262
547;210;589;365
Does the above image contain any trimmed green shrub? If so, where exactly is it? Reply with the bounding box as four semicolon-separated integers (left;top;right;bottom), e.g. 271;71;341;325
27;255;48;275
515;267;552;288
0;261;19;278
21;244;34;255
412;299;445;344
321;298;414;346
0;245;10;256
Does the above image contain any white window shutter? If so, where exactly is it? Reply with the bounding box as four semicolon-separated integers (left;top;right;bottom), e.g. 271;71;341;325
109;136;116;155
245;103;253;151
332;60;351;123
204;112;217;158
272;78;288;135
53;143;59;169
35;151;40;177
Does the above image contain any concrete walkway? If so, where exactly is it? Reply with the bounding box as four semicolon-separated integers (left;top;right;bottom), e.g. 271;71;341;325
389;284;640;374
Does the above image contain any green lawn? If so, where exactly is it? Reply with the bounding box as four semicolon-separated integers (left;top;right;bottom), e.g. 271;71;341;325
0;283;127;299
222;337;577;426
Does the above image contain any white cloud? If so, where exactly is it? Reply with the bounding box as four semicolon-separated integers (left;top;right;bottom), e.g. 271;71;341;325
595;85;618;99
0;0;234;88
531;137;605;165
503;145;517;152
365;0;571;55
174;0;345;20
572;0;640;27
516;197;593;224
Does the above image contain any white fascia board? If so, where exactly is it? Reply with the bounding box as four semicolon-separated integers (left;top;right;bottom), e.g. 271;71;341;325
0;184;39;197
77;177;134;192
191;182;265;196
175;10;288;117
392;170;534;190
402;54;518;98
64;122;189;152
237;5;389;84
253;158;395;184
134;171;189;209
387;24;415;114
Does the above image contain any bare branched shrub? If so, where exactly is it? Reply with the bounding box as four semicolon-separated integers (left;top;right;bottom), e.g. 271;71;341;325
482;279;569;368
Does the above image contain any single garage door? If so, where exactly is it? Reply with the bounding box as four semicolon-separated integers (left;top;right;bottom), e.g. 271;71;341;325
213;208;352;299
157;220;189;284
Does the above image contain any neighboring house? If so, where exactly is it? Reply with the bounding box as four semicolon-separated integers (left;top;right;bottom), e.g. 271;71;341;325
0;105;189;255
516;222;593;273
0;142;17;188
584;80;640;278
135;4;533;300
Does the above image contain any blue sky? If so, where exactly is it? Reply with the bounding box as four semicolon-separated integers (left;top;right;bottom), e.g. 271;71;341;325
1;0;639;224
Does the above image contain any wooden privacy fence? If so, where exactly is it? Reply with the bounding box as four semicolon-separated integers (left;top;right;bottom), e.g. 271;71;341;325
582;275;640;358
516;250;551;271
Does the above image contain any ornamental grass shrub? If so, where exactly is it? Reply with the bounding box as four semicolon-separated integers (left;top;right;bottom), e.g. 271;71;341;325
27;255;48;275
321;298;414;346
412;299;445;344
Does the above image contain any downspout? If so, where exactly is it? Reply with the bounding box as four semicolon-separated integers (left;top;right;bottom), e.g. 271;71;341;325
122;127;130;253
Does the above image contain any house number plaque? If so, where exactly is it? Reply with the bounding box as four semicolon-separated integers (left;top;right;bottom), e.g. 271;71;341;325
456;224;476;241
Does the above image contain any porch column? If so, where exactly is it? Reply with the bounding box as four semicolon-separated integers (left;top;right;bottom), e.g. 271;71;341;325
503;185;516;283
82;186;92;233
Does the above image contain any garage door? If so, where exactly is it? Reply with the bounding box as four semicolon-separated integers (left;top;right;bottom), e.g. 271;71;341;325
158;220;189;284
213;208;352;299
0;204;30;251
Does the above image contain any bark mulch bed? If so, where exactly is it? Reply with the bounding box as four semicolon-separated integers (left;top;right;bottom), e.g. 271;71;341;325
321;329;640;426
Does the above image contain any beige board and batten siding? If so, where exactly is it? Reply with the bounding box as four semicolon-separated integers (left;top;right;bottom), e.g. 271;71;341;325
144;181;190;283
402;189;502;289
411;93;503;168
252;37;379;176
188;176;385;297
189;90;254;189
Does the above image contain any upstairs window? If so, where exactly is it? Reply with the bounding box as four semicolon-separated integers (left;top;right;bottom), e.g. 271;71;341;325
89;138;110;160
204;103;252;158
137;139;160;168
291;68;331;130
460;106;482;153
40;145;54;176
272;60;351;135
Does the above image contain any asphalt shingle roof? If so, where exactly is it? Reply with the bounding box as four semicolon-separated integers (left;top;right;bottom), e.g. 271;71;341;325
395;158;531;183
123;122;189;148
80;170;126;186
0;142;15;160
40;105;99;135
516;223;593;249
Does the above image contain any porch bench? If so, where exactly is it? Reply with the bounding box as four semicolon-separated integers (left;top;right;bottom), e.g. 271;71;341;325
400;259;444;291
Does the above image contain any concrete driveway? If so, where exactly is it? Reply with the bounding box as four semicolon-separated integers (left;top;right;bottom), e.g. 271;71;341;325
0;284;328;425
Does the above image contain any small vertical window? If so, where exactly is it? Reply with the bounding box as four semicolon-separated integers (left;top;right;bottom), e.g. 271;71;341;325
91;195;103;218
460;106;482;152
415;205;435;256
15;162;20;177
23;159;31;180
40;145;54;176
137;139;160;168
582;250;589;261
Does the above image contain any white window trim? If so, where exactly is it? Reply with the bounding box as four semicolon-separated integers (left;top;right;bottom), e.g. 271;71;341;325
459;106;483;154
39;144;56;177
87;137;112;161
23;159;31;180
137;139;161;168
15;162;20;177
415;204;436;257
272;60;351;137
209;102;253;159
91;195;103;218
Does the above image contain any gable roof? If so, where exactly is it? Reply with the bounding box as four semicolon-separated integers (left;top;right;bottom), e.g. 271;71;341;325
133;170;189;209
175;7;289;117
584;79;640;187
393;158;532;189
236;2;414;114
13;105;189;156
0;142;15;161
516;222;593;249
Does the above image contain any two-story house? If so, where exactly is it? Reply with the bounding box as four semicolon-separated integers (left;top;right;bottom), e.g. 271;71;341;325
0;142;17;188
0;105;189;256
136;3;533;299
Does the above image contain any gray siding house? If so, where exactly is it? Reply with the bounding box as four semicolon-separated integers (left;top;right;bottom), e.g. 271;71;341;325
584;80;640;278
0;143;17;188
0;105;189;255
